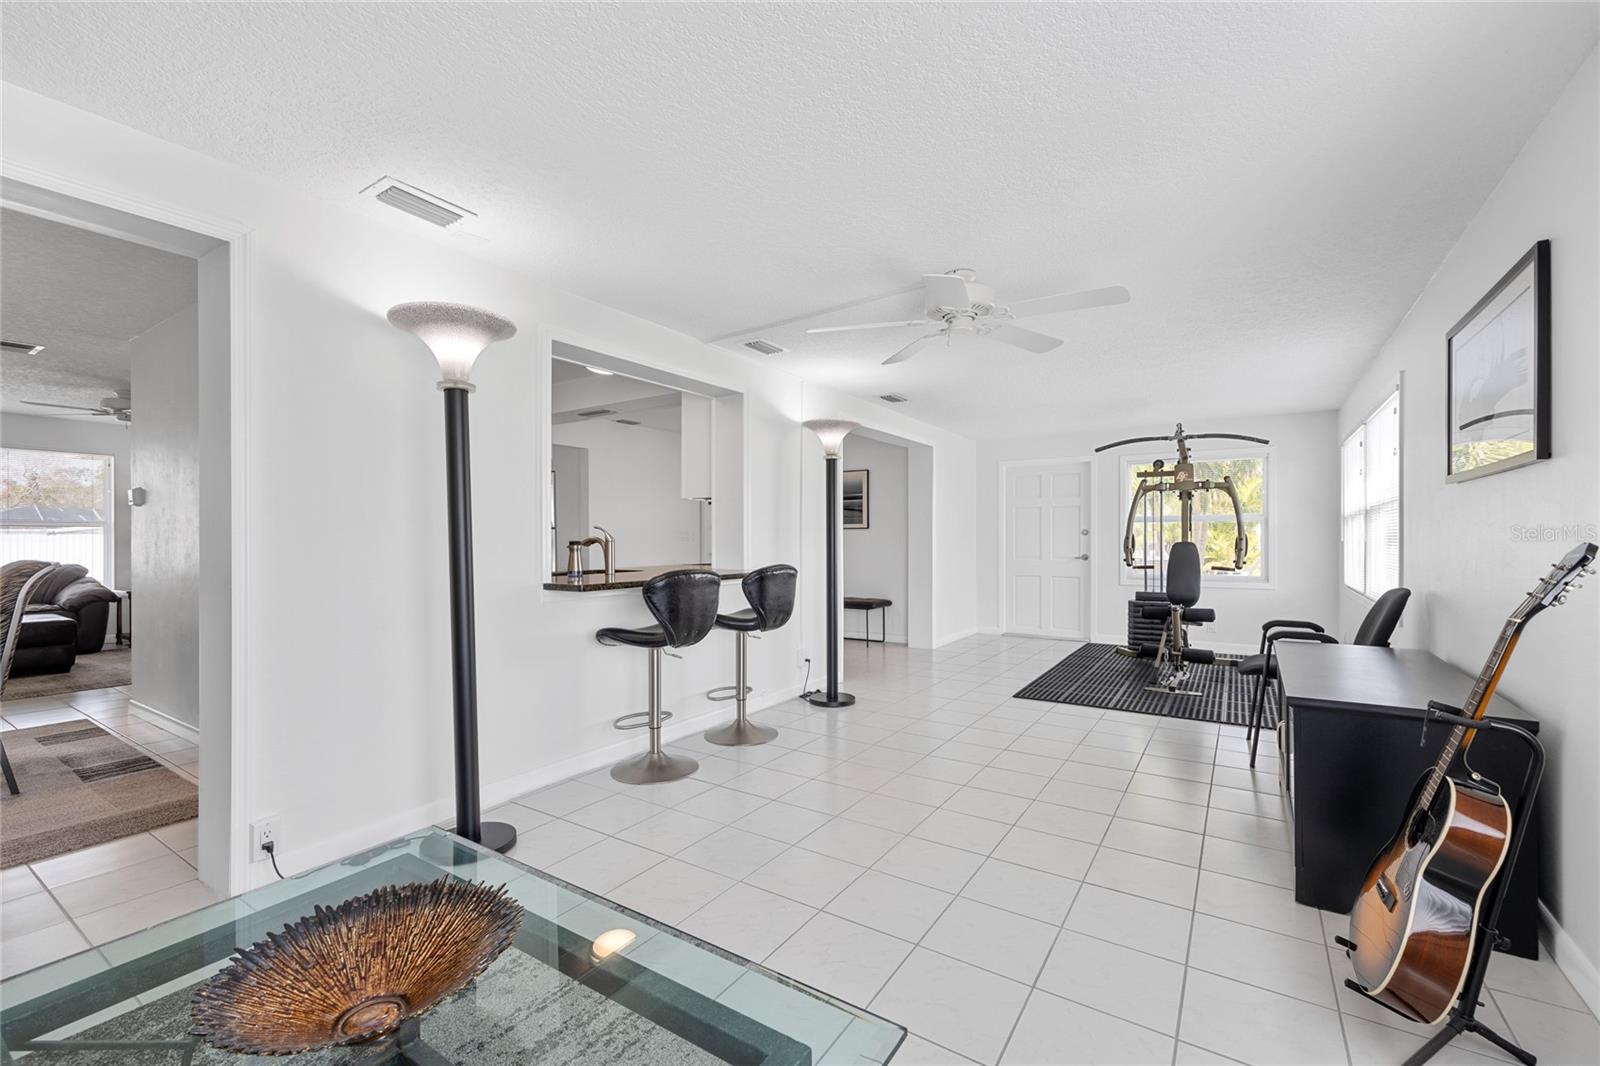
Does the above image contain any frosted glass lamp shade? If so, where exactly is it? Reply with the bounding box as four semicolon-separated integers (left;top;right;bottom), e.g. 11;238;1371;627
387;302;517;388
803;419;858;459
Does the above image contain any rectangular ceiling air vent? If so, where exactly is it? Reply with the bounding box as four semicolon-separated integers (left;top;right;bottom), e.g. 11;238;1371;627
743;339;785;356
879;393;910;403
577;408;616;418
1;340;45;356
614;418;641;426
360;176;475;228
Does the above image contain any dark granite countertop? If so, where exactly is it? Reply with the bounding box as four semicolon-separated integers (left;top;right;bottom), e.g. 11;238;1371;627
543;564;745;592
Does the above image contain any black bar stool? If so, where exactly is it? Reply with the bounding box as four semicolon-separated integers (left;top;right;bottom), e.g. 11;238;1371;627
597;569;723;785
704;564;796;747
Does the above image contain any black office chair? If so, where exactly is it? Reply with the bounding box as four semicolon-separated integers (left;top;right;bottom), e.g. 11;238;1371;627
597;569;723;784
1137;542;1217;694
704;564;796;747
1240;587;1411;767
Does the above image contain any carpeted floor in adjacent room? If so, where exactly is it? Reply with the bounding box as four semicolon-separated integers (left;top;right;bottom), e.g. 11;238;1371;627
0;718;197;868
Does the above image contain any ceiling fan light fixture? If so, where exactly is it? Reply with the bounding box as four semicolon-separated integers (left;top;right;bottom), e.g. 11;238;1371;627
804;270;1124;365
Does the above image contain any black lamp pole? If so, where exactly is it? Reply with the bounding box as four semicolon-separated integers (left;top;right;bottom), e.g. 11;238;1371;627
804;421;855;709
441;387;515;852
388;301;518;855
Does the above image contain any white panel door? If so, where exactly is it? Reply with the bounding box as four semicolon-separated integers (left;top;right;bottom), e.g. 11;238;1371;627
1005;462;1090;638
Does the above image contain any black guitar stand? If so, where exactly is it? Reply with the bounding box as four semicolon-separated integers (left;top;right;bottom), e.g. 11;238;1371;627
1334;702;1544;1066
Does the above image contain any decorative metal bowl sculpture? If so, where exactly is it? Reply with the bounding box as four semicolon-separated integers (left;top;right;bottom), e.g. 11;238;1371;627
191;877;523;1055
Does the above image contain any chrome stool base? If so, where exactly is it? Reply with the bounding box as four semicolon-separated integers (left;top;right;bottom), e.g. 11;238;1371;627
609;647;699;786
611;750;699;785
704;630;779;747
704;718;777;747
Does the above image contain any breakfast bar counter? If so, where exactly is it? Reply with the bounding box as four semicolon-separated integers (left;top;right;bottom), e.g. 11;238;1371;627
543;564;746;592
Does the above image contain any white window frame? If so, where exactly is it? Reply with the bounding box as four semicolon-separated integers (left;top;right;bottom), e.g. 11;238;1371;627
1117;448;1273;589
0;446;116;585
1342;389;1402;599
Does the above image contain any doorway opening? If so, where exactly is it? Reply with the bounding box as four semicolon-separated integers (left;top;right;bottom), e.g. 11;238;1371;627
0;179;234;975
840;434;909;645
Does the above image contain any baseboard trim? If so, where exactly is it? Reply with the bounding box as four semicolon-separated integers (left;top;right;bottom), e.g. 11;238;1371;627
247;684;806;886
128;699;200;741
933;627;979;648
1538;900;1600;1017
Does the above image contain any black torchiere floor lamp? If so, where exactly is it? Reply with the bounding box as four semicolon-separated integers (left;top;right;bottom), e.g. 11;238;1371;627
388;301;519;855
802;418;858;709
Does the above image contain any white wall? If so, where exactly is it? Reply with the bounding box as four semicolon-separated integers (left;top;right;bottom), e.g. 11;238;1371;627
549;419;702;564
1339;50;1600;988
0;411;131;589
130;304;200;728
976;411;1341;652
841;435;908;642
0;85;980;886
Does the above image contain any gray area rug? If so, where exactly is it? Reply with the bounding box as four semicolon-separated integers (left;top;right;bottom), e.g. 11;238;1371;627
42;950;729;1065
4;647;132;699
0;720;196;868
1015;642;1278;728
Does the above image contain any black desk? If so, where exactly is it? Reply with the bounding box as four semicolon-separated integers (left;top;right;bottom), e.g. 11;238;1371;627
1273;643;1542;957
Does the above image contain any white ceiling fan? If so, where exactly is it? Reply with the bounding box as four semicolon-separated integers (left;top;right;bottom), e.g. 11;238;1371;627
805;269;1130;365
22;391;133;423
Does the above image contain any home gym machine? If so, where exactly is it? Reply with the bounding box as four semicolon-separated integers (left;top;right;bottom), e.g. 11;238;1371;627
1094;423;1269;693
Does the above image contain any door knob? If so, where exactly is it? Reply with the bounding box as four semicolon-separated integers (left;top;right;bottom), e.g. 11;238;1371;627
1075;553;1089;560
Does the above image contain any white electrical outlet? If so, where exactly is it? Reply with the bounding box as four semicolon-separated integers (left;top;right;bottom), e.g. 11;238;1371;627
252;817;279;858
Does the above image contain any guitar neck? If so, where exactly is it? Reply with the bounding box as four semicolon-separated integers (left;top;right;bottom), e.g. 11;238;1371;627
1416;621;1521;810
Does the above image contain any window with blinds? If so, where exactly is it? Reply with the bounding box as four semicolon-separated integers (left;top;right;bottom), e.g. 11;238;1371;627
0;447;115;583
1341;391;1401;597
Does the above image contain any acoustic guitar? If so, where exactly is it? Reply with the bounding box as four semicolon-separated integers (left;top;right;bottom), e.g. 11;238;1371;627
1347;541;1596;1025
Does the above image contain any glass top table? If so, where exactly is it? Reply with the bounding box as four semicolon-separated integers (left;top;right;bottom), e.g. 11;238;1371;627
0;829;904;1064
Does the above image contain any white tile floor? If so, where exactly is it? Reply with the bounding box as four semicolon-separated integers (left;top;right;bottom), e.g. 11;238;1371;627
499;635;1599;1066
2;638;1596;1065
1;685;211;978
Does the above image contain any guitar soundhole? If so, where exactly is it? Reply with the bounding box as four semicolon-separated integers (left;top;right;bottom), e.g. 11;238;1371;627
1405;809;1433;848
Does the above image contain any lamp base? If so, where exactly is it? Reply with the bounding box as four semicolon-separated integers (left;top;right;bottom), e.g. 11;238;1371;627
475;821;518;855
803;692;856;708
420;821;518;865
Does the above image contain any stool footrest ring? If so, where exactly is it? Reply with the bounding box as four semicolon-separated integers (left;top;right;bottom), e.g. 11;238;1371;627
706;685;754;702
613;710;672;731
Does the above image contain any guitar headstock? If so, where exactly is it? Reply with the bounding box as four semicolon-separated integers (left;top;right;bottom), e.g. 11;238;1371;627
1516;541;1598;623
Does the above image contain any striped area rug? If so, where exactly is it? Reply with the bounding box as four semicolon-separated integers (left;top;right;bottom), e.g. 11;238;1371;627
1014;642;1279;728
0;720;197;868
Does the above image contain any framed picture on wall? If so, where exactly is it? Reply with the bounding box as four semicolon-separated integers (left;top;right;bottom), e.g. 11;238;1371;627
1446;239;1550;483
843;469;869;528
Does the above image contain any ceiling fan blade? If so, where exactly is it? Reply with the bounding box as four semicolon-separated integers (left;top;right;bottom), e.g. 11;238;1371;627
883;334;942;365
21;400;106;413
989;324;1062;354
1007;285;1131;319
922;273;971;310
805;320;925;335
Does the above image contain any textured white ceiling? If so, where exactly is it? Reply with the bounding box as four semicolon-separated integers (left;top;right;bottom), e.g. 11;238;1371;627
3;3;1593;437
0;209;196;418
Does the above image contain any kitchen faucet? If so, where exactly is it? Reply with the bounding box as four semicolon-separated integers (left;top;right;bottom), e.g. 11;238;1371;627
592;526;617;580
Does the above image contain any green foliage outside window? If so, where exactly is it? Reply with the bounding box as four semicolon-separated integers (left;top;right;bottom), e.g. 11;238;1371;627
1125;456;1266;577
